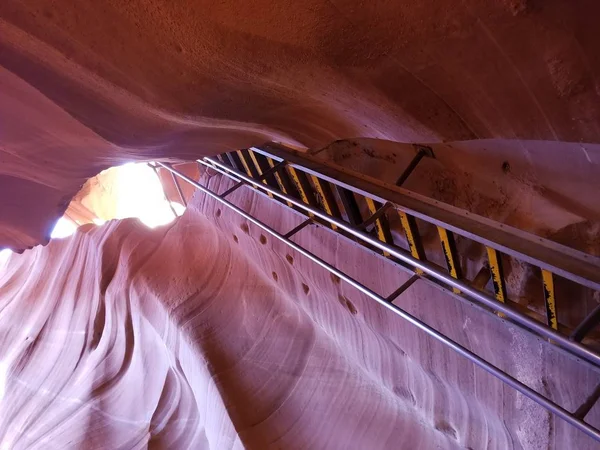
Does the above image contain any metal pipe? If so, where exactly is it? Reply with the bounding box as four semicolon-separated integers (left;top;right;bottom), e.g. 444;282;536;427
170;172;188;207
148;163;178;218
219;181;245;199
200;159;286;198
199;157;600;375
256;159;288;180
395;147;429;186
386;274;420;302
575;382;600;420
284;219;313;238
251;145;600;293
203;156;600;369
571;304;600;342
157;161;600;442
199;159;241;182
357;202;393;230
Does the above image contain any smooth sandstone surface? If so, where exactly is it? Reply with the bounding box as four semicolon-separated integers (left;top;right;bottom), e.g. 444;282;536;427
1;174;599;449
2;1;600;249
2;1;600;449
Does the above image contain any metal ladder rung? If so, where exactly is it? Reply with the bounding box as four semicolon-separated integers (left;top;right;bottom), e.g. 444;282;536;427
159;156;600;442
310;175;342;230
365;197;394;257
236;150;260;190
225;152;243;171
398;211;425;275
266;156;296;208
286;166;319;220
247;150;275;199
486;247;507;303
438;227;462;294
574;383;600;420
336;186;363;226
571;304;600;342
542;269;558;330
205;149;594;362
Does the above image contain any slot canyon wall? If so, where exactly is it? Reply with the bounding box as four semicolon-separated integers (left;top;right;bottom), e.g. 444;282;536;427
1;1;600;449
2;0;600;250
1;173;599;449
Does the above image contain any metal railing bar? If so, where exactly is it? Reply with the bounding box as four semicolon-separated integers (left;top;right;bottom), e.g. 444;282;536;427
386;274;420;302
170;171;188;207
219;181;245;199
575;382;600;420
571;304;600;343
395;145;433;187
199;159;242;182
203;156;600;370
357;202;393;231
251;145;600;292
284;219;314;238
148;163;178;218
249;158;287;182
201;158;287;196
157;161;600;442
197;156;600;374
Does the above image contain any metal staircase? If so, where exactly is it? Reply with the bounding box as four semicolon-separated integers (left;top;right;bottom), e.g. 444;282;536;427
152;142;600;441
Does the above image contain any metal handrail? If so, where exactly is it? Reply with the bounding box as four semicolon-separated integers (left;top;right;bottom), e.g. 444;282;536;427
252;145;600;292
156;160;600;442
197;156;600;370
203;156;600;369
